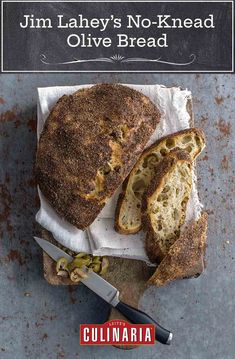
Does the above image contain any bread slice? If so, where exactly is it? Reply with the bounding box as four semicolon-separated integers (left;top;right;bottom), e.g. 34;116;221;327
142;149;193;263
148;212;208;286
115;128;205;234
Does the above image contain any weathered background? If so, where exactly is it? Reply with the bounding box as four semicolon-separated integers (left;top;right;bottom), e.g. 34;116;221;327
0;74;234;359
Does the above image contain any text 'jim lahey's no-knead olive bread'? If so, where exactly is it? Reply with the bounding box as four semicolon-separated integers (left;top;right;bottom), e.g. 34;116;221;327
36;84;161;229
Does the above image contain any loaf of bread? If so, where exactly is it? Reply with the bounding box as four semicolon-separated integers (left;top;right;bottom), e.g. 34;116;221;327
148;212;208;286
36;84;161;229
142;149;193;263
115;128;205;234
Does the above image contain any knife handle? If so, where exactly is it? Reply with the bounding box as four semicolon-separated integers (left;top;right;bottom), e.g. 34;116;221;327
115;301;172;345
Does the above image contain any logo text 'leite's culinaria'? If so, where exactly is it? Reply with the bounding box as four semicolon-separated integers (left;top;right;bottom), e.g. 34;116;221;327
80;320;155;345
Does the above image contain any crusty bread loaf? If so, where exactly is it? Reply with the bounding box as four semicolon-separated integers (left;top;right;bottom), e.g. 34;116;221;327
115;128;205;234
142;149;193;263
148;212;208;286
36;84;160;229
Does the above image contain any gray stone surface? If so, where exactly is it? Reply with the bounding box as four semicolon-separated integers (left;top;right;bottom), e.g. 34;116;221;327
0;74;234;359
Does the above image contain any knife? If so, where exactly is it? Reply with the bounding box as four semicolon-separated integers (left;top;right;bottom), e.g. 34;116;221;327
34;236;173;345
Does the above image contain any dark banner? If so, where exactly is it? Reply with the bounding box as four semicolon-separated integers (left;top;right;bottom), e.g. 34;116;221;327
1;1;234;73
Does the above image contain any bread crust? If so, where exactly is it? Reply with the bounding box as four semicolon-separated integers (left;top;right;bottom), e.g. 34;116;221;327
36;84;160;229
138;128;205;162
115;128;205;234
114;177;132;234
142;149;192;263
148;212;208;286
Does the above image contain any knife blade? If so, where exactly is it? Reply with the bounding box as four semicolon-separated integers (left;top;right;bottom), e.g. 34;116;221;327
34;237;120;306
34;236;173;345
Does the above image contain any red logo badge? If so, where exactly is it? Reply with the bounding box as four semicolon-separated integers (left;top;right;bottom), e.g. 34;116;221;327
80;319;155;345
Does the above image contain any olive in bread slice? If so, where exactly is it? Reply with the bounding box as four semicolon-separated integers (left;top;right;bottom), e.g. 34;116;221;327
148;212;208;286
115;128;205;234
142;149;193;263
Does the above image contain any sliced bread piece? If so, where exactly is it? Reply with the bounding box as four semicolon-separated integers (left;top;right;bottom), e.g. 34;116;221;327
148;212;208;286
142;149;193;263
115;128;205;234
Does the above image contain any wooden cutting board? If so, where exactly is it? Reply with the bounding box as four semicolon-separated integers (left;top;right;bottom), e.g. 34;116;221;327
42;228;154;349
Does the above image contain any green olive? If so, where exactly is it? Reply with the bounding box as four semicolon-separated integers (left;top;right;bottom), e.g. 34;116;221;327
89;263;101;273
75;267;88;279
56;257;68;273
99;257;109;275
82;254;92;261
57;270;69;278
68;257;92;271
75;252;87;258
70;269;82;283
92;256;102;264
70;268;88;283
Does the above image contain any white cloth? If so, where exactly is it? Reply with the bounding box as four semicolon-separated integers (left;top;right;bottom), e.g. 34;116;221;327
36;84;202;263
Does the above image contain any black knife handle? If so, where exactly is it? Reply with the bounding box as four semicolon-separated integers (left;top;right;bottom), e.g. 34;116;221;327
115;301;172;345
